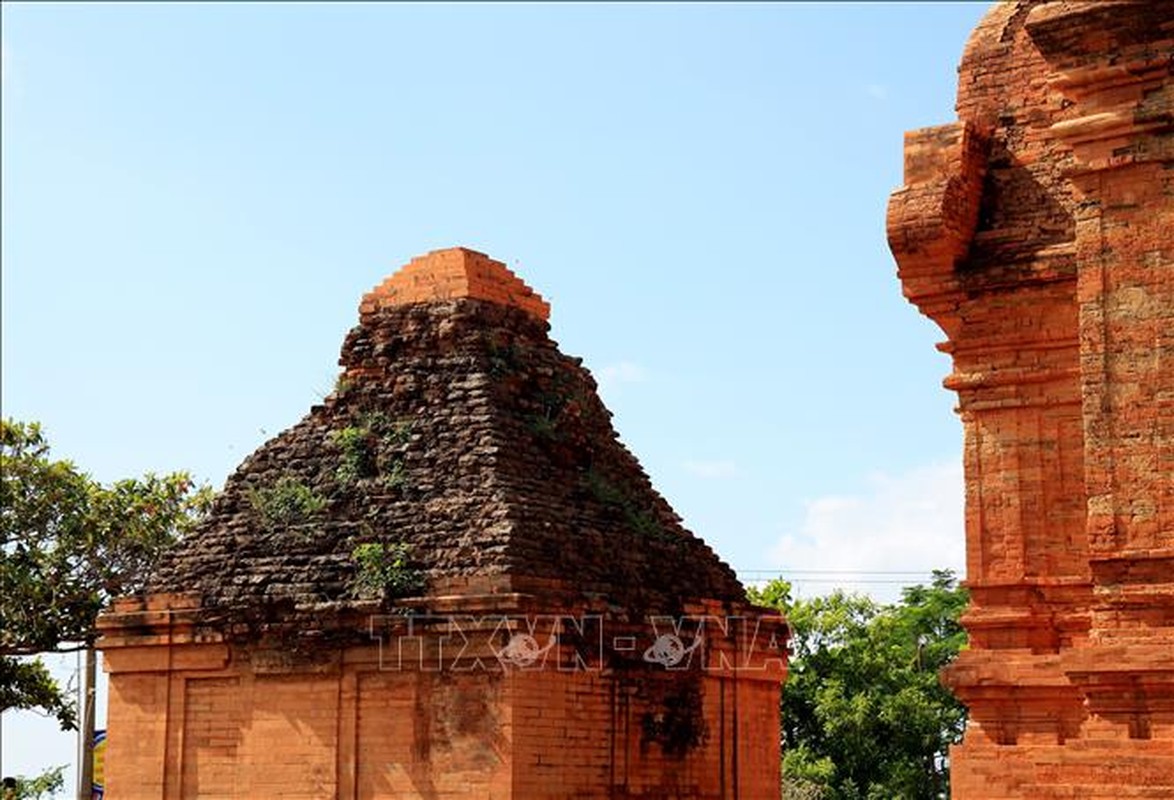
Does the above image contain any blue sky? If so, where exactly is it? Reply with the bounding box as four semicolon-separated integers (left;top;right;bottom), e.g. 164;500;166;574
2;1;989;787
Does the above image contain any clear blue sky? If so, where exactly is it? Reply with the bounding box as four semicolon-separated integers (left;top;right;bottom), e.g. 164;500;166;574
2;1;990;788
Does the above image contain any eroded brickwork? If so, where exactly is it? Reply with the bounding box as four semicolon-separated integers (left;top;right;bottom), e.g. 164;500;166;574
887;2;1174;797
148;248;742;627
99;248;786;799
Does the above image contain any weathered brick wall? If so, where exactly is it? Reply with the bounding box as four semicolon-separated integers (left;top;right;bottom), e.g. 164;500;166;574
888;1;1173;797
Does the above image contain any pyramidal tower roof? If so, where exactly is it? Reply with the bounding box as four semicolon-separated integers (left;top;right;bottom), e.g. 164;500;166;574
151;248;743;628
361;247;551;321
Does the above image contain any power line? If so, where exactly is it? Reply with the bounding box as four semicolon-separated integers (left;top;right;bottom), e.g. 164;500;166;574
737;569;946;576
743;578;934;585
735;568;959;586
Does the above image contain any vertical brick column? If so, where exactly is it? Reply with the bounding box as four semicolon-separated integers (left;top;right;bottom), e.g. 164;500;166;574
1028;1;1174;779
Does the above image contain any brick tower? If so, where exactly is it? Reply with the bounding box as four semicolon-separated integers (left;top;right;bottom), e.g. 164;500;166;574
887;2;1174;797
97;247;788;799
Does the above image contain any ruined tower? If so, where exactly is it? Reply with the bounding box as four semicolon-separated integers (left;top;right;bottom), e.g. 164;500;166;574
887;2;1173;797
97;248;787;799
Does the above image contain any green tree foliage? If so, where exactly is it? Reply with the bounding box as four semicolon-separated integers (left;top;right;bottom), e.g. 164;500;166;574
0;419;211;726
0;656;75;730
749;570;968;800
3;765;66;799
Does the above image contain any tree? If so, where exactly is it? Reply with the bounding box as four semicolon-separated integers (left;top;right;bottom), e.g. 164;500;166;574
0;419;211;723
0;657;75;731
3;766;65;799
750;570;969;800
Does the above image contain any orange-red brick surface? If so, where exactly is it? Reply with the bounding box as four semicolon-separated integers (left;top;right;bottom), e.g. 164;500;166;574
887;1;1174;797
100;595;785;799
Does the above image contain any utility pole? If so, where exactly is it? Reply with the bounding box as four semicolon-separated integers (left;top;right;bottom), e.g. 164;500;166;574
77;647;95;800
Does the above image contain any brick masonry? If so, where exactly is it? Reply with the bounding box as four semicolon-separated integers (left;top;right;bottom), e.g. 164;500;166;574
146;247;745;627
887;1;1174;797
98;248;787;798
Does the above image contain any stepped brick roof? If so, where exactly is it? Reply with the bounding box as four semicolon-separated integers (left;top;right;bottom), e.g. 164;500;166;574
361;247;550;321
150;248;744;631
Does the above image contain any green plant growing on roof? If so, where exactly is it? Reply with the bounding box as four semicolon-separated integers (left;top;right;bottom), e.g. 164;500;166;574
351;541;425;599
247;476;326;531
382;459;409;490
586;469;626;506
526;384;583;443
485;336;522;377
385;419;413;447
527;412;560;441
358;410;391;434
332;425;376;485
330;413;414;490
352;411;412;446
625;506;666;541
584;468;668;541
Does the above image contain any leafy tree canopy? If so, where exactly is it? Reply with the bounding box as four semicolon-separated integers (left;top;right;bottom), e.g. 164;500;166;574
750;569;969;800
2;765;65;800
1;418;211;728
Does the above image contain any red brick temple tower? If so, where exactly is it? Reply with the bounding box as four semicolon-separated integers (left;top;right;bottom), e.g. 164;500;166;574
97;247;788;799
887;2;1173;797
